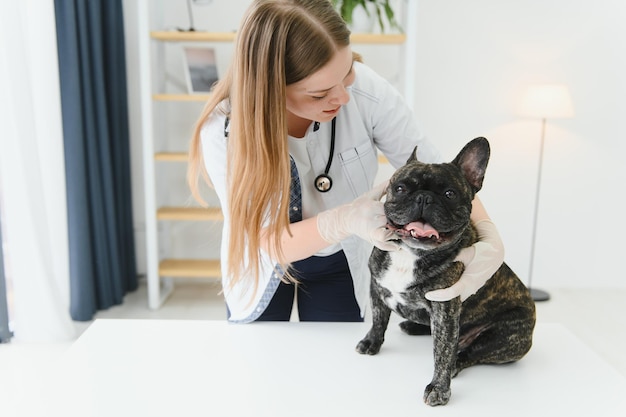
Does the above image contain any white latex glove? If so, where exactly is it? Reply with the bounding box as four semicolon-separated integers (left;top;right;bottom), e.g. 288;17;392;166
425;219;505;302
317;181;401;252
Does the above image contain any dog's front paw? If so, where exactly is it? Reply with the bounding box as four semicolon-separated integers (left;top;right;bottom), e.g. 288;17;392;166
423;383;451;406
355;337;383;355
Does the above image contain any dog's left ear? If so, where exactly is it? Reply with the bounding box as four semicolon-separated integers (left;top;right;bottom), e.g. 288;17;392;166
452;137;490;193
406;146;419;164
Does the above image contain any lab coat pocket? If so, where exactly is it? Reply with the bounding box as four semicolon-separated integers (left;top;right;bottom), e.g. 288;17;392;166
339;142;378;197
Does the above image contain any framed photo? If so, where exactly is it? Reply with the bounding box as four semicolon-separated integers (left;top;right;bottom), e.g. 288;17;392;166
182;47;218;94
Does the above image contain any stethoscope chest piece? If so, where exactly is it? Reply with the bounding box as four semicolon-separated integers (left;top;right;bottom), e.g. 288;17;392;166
313;117;337;193
314;174;332;192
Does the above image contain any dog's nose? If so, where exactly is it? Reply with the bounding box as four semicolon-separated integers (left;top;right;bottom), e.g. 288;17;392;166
416;194;433;206
411;194;434;220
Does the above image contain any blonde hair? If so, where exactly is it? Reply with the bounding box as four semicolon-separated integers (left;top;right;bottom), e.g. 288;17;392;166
188;0;350;293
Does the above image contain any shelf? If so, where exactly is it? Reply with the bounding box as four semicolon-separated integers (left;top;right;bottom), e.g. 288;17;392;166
153;94;210;102
159;259;221;278
151;31;236;42
157;206;223;221
155;152;187;162
350;33;407;44
150;31;406;44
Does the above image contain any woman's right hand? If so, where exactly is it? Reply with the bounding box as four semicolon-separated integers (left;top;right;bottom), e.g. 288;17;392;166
317;181;400;251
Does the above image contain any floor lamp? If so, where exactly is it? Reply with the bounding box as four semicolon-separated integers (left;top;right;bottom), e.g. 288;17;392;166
518;84;574;302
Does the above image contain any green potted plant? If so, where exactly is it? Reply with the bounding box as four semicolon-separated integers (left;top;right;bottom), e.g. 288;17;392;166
331;0;402;33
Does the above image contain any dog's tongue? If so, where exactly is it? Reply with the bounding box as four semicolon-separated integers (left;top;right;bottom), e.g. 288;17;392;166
405;221;439;239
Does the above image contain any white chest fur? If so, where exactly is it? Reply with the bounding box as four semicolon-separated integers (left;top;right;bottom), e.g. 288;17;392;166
377;249;418;310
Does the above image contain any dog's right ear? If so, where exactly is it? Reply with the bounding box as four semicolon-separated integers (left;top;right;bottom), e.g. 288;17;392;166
406;146;419;164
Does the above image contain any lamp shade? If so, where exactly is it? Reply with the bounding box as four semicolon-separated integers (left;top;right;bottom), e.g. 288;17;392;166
518;84;574;119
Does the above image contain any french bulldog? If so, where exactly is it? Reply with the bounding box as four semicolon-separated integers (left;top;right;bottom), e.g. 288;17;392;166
356;137;536;406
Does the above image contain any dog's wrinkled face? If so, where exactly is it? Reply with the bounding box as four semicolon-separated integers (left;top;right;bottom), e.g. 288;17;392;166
385;138;490;251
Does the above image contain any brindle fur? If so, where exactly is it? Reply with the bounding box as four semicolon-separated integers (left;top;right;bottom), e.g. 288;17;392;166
356;137;536;406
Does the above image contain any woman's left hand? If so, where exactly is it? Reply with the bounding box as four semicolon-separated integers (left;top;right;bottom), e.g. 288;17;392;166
424;219;505;302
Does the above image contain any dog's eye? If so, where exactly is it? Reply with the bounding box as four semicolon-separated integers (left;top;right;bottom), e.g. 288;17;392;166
444;190;456;199
395;184;407;194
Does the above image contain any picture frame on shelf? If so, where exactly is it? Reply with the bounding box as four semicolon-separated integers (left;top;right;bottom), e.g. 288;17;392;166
182;46;218;94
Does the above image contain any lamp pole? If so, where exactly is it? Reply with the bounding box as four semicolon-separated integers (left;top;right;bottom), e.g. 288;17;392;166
0;214;13;343
528;118;550;302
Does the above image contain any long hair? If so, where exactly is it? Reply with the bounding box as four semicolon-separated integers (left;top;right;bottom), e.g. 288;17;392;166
188;0;351;293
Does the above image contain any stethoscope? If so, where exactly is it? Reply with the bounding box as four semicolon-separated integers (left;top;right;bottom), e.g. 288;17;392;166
224;116;337;193
314;117;336;193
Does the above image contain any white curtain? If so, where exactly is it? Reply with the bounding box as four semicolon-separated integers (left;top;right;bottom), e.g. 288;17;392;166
0;0;77;342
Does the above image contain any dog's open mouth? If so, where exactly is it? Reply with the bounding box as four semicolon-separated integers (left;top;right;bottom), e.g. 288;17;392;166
387;220;440;242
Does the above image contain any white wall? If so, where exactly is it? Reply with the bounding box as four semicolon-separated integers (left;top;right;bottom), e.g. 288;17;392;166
409;0;626;289
124;0;626;290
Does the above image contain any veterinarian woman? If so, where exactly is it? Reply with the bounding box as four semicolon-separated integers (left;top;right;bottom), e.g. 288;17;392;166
187;0;504;322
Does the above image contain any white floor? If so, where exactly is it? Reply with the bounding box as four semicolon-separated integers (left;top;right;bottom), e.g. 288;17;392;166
2;280;626;406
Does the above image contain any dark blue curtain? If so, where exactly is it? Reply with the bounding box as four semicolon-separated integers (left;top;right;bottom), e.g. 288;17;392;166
54;0;137;321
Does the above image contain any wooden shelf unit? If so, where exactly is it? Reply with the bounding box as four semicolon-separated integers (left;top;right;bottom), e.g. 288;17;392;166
139;1;416;309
